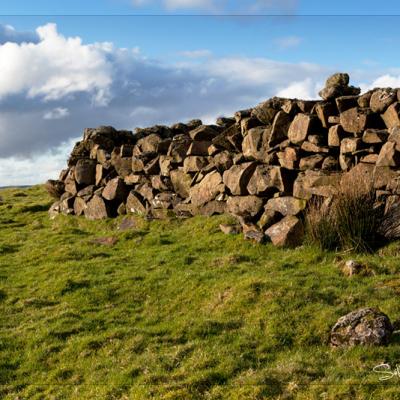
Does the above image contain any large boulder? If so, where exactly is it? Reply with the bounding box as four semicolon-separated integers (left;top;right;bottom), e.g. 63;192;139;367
74;159;96;185
288;114;315;145
190;170;225;207
102;177;128;202
264;196;306;216
330;308;393;347
226;196;264;219
247;166;295;196
84;195;111;220
223;162;257;195
170;169;192;198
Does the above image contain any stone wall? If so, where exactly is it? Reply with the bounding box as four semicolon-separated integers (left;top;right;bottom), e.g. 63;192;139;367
47;73;400;247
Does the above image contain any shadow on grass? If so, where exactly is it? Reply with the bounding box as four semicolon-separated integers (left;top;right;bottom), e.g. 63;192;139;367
20;204;51;213
0;244;20;255
60;279;90;295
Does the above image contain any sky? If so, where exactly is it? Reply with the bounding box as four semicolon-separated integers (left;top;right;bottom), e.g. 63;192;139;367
1;1;400;185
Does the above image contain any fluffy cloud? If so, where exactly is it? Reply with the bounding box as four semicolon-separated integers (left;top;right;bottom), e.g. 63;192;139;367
0;24;112;103
0;24;39;44
43;107;70;120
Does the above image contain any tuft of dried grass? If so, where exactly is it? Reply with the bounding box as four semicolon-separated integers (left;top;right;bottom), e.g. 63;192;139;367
306;167;384;253
45;179;65;199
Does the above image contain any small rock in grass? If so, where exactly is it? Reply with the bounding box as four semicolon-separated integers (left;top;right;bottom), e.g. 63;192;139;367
330;307;393;347
341;259;375;277
90;237;118;246
117;217;137;231
219;224;241;235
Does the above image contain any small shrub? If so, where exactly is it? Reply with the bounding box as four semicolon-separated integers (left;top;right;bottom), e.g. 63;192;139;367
305;168;384;253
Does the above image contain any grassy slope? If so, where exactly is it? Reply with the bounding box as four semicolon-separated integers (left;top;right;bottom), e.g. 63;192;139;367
1;186;400;399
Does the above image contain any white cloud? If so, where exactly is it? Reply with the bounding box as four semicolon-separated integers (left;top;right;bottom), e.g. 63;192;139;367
0;137;77;186
276;78;318;99
43;107;70;120
179;49;212;58
369;74;400;89
0;24;39;44
0;23;112;104
275;35;302;49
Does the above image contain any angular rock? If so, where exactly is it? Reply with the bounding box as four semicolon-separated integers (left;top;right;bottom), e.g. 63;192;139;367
247;165;295;195
382;102;400;129
251;97;283;125
75;159;96;185
315;102;336;128
187;141;212;156
242;126;271;160
136;134;162;153
362;129;388;144
240;117;262;136
159;155;174;176
328;125;345;147
112;155;132;178
189;125;218;141
361;154;379;164
220;224;241;235
335;95;358;113
288;113;314;145
243;228;265;244
84;195;111;220
265;215;304;248
151;192;179;209
321;156;339;171
376;142;400;167
167;134;191;163
265;196;306;216
226;195;264;219
277;147;299;170
293;170;341;200
301;141;330;153
213;151;233;171
126;191;147;215
190;170;225;207
269;111;292;146
326;72;350;87
340;138;362;154
183;156;208;173
102;177;127;202
299;154;324;170
330;308;393;347
73;197;87;216
257;209;282;231
370;89;397;113
143;156;160;175
223;162;257;195
340;107;371;134
170;169;192;198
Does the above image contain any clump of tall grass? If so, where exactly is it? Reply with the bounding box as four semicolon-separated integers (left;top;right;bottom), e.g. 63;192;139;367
45;179;65;199
305;169;384;253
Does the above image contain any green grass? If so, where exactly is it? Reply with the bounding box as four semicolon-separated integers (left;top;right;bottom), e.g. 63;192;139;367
1;186;400;399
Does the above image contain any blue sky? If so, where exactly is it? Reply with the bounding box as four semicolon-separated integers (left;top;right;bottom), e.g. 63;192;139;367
1;1;400;184
1;0;400;15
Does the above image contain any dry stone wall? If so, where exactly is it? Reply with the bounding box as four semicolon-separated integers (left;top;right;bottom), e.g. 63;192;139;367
47;73;400;247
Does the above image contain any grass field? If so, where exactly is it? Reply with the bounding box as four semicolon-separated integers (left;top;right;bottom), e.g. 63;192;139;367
1;186;400;399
